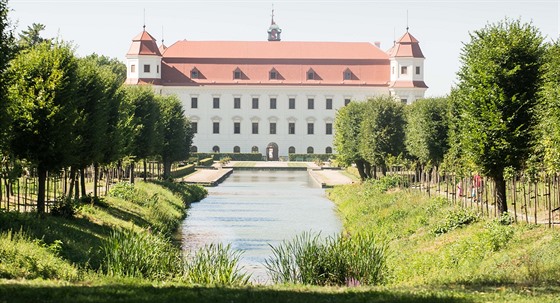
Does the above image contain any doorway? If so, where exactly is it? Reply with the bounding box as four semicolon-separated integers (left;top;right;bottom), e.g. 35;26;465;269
266;142;279;161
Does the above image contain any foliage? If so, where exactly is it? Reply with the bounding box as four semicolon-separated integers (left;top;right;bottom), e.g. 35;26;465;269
0;0;15;151
288;153;332;162
50;196;77;218
431;208;479;235
195;152;263;161
108;182;137;201
170;164;195;179
198;157;214;167
17;23;50;50
185;243;250;285
451;19;546;213
265;232;386;286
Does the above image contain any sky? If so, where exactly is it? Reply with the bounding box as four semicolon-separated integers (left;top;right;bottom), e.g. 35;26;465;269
7;0;560;97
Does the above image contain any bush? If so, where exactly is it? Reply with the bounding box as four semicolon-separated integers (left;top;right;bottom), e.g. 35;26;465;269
185;243;250;285
50;196;77;218
170;164;195;179
195;152;263;161
198;157;214;167
288;154;332;162
265;232;386;286
108;182;137;201
432;208;479;235
79;194;109;208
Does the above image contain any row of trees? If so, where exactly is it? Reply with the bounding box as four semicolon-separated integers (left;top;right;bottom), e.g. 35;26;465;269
335;19;556;215
0;1;193;213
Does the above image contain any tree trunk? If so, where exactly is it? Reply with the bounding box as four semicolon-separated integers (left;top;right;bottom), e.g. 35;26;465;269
380;164;387;177
94;163;99;197
68;167;76;199
163;158;172;180
143;159;148;182
74;168;79;200
355;160;367;181
37;165;47;214
494;171;507;214
80;167;87;198
130;162;135;184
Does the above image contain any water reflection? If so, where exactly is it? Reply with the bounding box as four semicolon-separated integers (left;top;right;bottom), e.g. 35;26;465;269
180;170;342;283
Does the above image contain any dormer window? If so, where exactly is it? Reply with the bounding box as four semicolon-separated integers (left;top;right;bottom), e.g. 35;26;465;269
233;68;242;80
191;68;199;79
131;65;136;73
269;68;278;80
144;64;150;73
416;66;421;75
343;68;352;80
307;69;315;80
401;66;408;75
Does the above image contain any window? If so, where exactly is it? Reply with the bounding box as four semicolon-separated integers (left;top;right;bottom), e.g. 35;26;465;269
157;65;159;74
131;64;136;73
326;123;333;135
234;122;241;134
234;97;241;109
307;146;314;154
326;98;333;110
401;99;408;104
191;69;199;79
270;70;277;80
234;70;242;79
251;146;259;153
289;98;296;109
191;122;198;134
307;70;315;80
144;64;150;73
392;66;395;75
213;97;220;109
288;146;296;154
288;122;295;134
212;146;220;153
307;98;314;109
252;122;259;134
270;122;277;134
191;97;198;109
307;123;314;135
325;147;333;154
416;66;421;75
190;146;198;153
270;98;277;109
233;146;241;153
343;70;352;80
252;98;259;109
344;98;351;106
401;66;408;75
213;122;220;134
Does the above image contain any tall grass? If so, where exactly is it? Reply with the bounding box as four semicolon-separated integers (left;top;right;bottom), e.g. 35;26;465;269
265;232;386;286
185;243;250;285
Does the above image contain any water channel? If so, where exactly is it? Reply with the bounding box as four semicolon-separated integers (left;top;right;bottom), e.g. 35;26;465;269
179;170;342;283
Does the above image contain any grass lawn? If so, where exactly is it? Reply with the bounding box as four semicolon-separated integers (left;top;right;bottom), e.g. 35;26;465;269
233;162;256;167
287;162;308;167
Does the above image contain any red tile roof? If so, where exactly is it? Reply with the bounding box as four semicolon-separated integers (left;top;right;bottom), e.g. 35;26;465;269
387;32;424;58
389;80;428;88
127;30;162;56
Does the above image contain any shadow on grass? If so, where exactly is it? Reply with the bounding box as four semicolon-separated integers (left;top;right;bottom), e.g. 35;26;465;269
0;284;472;303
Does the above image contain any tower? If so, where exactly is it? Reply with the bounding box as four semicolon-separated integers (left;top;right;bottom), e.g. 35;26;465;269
387;30;428;104
267;9;282;41
125;27;162;85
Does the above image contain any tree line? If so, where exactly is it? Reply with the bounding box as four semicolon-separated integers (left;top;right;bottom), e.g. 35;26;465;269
335;19;559;215
0;1;193;213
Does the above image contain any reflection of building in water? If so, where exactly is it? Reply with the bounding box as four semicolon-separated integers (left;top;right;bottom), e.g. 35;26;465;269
125;12;427;157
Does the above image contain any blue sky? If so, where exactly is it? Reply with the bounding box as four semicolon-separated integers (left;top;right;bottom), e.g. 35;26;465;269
8;0;560;96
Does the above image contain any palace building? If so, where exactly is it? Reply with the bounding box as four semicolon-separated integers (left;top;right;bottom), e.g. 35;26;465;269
125;14;427;160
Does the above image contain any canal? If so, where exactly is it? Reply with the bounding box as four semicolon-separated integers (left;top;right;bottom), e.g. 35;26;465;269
179;169;342;283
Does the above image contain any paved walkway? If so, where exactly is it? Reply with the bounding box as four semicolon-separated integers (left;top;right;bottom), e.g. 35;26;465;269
180;168;233;186
309;169;354;187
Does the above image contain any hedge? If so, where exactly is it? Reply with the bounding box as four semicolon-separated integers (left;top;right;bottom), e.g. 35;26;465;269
198;157;214;167
194;153;264;161
170;164;195;179
288;154;334;162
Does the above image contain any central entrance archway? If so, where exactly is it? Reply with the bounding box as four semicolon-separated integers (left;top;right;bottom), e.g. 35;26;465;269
266;142;279;161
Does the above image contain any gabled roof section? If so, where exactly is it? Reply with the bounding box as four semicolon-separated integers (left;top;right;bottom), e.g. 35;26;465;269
127;30;162;56
387;31;424;58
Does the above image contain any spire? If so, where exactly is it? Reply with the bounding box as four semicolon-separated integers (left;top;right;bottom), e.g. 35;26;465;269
143;8;146;30
267;5;282;41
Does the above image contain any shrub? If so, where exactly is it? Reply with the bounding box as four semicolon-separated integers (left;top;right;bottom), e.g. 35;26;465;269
108;182;137;201
432;208;479;235
50;196;77;218
185;243;250;285
198;157;214;167
195;152;263;161
170;164;195;179
289;154;332;162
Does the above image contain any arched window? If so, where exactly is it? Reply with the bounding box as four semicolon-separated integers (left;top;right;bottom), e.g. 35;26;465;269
251;146;259;153
307;146;314;154
288;146;296;154
190;146;198;153
325;146;332;154
233;146;241;153
212;146;220;153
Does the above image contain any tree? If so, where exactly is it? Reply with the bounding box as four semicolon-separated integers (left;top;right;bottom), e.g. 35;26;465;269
358;96;406;177
452;19;545;214
7;41;79;213
156;95;193;179
0;0;15;150
18;23;49;50
405;97;450;167
84;53;127;85
333;101;371;180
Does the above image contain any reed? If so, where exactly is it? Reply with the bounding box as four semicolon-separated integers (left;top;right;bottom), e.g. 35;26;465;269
185;243;250;286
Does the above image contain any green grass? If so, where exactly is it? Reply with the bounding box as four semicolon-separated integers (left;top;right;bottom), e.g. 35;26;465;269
233;162;256;167
287;162;308;167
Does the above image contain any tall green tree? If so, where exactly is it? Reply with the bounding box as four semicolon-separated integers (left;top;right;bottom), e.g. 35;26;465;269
358;96;406;177
156;95;193;179
405;97;450;167
18;23;49;50
0;0;15;150
452;19;545;213
334;101;371;180
7;41;79;213
84;53;127;85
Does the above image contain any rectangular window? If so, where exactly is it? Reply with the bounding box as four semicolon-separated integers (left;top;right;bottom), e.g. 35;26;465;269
326;123;333;135
234;97;241;109
234;70;241;79
213;97;220;109
308;98;314;109
401;99;408;104
270;122;276;134
326;98;333;110
307;71;314;80
191;97;198;109
288;122;295;134
157;65;159;74
131;64;136;73
252;98;259;109
191;122;198;134
307;123;314;135
270;98;277;109
344;98;351;106
191;70;199;79
213;122;219;134
344;71;351;80
415;66;421;75
252;122;259;134
392;66;395;75
401;66;408;75
289;98;296;109
270;71;277;80
144;64;150;73
234;122;240;134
